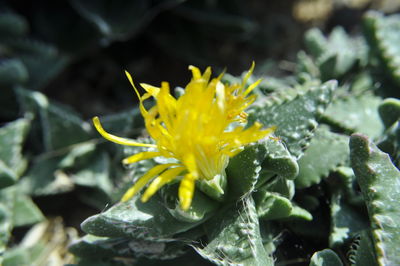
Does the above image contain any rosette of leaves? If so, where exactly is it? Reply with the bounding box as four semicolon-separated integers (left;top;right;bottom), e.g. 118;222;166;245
70;13;400;263
69;76;337;265
2;6;400;266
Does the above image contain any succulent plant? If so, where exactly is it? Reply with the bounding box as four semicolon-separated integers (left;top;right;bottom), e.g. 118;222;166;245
1;4;400;266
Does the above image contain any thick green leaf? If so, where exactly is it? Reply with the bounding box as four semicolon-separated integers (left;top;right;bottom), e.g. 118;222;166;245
196;196;274;266
70;233;190;261
329;193;368;247
0;12;28;37
226;143;267;199
350;134;400;266
264;176;295;199
304;28;327;59
288;205;313;221
21;140;110;197
69;235;121;259
377;121;400;168
323;92;383;139
296;51;320;79
348;231;377;266
295;126;349;189
0;187;16;260
304;27;368;80
196;169;227;201
0;59;28;86
160;183;219;223
0;162;17;189
254;191;292;220
364;12;400;86
17;88;92;151
249;80;336;158
262;138;299;181
71;151;113;196
12;194;44;227
309;249;343;266
378;98;400;128
0;118;30;188
22;155;75;196
2;247;30;266
81;195;201;239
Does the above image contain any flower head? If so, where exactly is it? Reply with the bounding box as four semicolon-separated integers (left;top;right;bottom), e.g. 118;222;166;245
93;63;276;210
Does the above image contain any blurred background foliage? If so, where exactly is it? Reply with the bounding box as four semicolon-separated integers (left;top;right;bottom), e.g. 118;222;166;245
1;0;400;265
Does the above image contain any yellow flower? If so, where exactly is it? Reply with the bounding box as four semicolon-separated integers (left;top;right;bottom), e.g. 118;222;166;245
93;62;276;211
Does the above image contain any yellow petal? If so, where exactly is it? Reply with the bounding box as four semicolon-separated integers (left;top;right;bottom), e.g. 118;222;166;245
243;78;262;96
202;66;212;82
240;61;255;91
125;70;148;116
140;83;160;98
178;173;196;211
141;166;185;202
93;117;156;148
122;151;161;165
183;153;198;179
121;163;177;202
188;65;202;80
215;81;225;111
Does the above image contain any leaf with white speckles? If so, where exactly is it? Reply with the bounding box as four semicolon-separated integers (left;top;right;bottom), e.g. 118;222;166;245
322;92;383;139
81;195;202;240
0;118;30;188
295;126;349;189
195;196;274;266
350;133;400;266
364;11;400;86
249;80;336;159
69;234;187;260
329;193;368;247
226;143;267;199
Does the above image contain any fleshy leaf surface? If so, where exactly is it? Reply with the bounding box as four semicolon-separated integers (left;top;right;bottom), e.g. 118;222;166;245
81;195;202;239
350;133;400;266
249;80;336;158
295;126;349;189
196;196;274;266
309;249;343;266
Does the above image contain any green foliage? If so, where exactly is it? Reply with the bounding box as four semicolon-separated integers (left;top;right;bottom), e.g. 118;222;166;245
226;143;268;199
295;126;349;189
0;12;28;37
322;92;383;139
303;27;368;80
195;197;274;266
0;118;29;188
350;134;400;266
1;5;400;266
348;231;377;266
69;0;152;40
249;80;336;158
364;11;400;86
309;249;343;266
378;98;400;128
329;193;368;247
